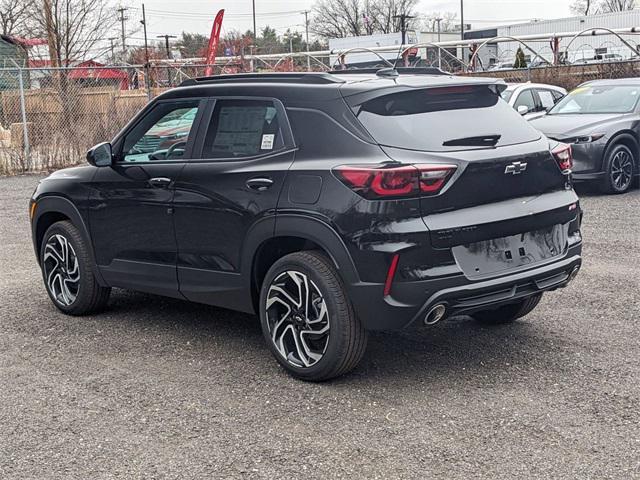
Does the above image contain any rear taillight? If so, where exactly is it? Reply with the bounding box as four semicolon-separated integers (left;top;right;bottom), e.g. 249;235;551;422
334;164;457;199
552;143;573;171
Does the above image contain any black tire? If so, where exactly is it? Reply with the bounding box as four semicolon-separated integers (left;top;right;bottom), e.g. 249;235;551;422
472;293;543;325
40;220;111;315
601;143;635;194
259;251;367;381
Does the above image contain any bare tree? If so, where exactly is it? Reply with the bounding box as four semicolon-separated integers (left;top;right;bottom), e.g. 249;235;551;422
311;0;417;39
27;0;118;66
599;0;636;11
369;0;418;34
0;0;33;36
311;0;364;39
422;12;459;32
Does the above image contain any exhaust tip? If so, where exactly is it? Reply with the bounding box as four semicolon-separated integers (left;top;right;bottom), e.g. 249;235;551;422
568;265;580;282
424;304;447;325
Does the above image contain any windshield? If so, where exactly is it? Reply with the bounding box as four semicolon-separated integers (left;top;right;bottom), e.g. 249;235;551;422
549;85;640;114
354;85;540;152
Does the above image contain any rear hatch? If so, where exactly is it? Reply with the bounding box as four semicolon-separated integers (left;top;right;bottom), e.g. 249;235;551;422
345;81;579;277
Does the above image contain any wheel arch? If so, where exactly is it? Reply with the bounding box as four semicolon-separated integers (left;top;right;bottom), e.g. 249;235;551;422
604;131;639;168
243;215;360;312
32;196;107;286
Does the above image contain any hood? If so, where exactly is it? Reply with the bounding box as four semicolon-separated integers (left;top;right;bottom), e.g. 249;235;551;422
529;113;622;138
44;165;93;181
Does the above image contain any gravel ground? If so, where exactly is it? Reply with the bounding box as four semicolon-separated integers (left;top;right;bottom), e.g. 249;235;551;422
1;174;639;479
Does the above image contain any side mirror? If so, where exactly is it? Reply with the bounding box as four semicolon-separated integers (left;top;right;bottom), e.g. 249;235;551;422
86;142;112;167
517;105;529;115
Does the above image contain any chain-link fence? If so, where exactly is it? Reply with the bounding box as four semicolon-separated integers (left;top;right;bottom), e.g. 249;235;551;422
0;64;223;174
460;58;640;90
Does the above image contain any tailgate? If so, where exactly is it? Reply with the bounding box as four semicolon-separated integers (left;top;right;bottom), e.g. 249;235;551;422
425;189;579;249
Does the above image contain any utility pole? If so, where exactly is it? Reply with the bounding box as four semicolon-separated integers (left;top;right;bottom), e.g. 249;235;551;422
43;0;59;67
302;10;311;71
140;4;151;100
117;7;128;54
252;0;257;41
435;18;442;69
108;37;117;64
157;34;176;87
392;13;415;45
157;34;176;59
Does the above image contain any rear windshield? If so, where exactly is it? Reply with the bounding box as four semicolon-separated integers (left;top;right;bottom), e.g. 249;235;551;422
354;85;540;152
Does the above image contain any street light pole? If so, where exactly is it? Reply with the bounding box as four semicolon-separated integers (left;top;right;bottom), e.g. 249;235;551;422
252;0;257;40
460;0;465;40
302;10;311;71
140;4;151;100
436;18;442;69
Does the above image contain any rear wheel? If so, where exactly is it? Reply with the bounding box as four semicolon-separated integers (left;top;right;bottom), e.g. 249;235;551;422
40;221;111;315
601;144;635;194
259;251;367;381
472;293;543;325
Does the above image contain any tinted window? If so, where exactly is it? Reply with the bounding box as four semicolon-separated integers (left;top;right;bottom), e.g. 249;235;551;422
355;85;540;152
202;99;283;159
513;89;536;113
122;101;200;162
549;85;640;114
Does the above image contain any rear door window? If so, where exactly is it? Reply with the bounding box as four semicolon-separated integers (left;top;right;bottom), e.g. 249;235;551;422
202;99;284;159
537;89;557;110
353;85;541;152
513;89;537;113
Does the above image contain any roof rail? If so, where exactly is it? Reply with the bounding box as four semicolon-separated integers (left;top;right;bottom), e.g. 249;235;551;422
328;67;449;76
179;72;344;87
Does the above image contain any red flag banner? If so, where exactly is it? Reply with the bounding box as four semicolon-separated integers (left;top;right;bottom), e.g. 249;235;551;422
204;9;225;76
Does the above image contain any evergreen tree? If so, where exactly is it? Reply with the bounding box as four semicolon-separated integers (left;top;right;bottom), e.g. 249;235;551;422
514;47;527;69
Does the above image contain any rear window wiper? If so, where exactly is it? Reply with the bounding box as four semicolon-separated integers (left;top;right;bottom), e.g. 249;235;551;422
442;134;501;147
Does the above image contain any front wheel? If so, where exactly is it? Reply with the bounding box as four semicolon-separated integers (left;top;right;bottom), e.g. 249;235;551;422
472;293;543;325
40;221;111;315
601;143;635;194
259;251;367;381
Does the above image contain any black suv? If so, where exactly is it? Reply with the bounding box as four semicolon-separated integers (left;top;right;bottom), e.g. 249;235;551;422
30;70;583;381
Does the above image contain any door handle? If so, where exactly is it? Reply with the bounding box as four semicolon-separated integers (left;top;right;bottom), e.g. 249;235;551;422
148;177;172;188
246;177;274;191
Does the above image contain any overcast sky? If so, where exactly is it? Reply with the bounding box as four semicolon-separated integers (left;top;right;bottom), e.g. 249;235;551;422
127;0;572;46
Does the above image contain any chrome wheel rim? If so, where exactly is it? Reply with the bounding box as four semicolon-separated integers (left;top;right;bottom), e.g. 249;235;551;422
265;271;330;368
43;234;80;306
611;150;633;191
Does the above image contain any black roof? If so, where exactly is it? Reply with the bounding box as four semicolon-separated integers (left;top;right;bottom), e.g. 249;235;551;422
164;69;506;107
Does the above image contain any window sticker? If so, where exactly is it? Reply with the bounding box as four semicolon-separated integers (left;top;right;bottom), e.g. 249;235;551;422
261;134;275;150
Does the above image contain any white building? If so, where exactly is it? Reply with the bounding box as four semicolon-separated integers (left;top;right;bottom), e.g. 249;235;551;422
466;9;640;66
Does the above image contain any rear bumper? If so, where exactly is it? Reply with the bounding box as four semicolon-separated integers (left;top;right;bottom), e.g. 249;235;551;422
347;243;582;331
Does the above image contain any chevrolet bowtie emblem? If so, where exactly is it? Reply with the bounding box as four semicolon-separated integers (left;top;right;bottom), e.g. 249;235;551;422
504;161;527;175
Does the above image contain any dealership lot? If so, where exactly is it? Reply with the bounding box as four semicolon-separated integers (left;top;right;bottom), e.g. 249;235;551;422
1;174;639;479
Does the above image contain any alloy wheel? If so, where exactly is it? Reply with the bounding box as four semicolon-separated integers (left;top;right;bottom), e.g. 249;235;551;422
610;149;633;191
43;234;80;306
265;270;330;368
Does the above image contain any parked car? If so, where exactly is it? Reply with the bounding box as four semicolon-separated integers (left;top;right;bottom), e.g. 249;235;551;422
487;61;514;71
577;53;625;64
501;82;567;120
30;69;583;381
530;78;639;193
